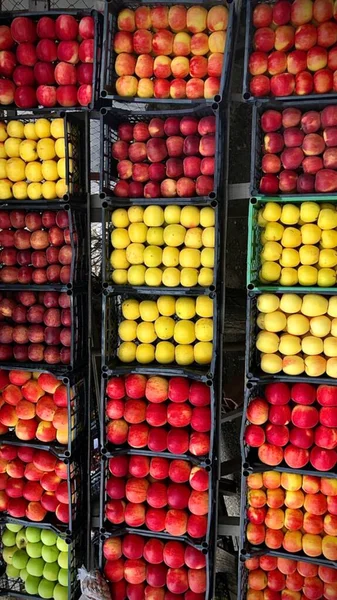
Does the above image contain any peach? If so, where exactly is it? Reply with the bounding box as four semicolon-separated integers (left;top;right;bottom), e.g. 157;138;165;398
124;559;146;585
323;535;337;560
291;405;319;428
297;562;317;578
310;446;337;470
277;557;296;575
320;407;337;427
250;75;270;97
324;514;337;536
265;528;284;550
190;33;208;56
303;512;324;535
282;107;301;128
275;25;295;51
265;507;285;530
152;56;170;79
145;507;166;531
253;28;275;53
115;53;136;76
284;508;304;531
6;496;26;517
321;477;337;495
135;6;151;29
319;565;337;583
133;30;152;55
262;471;281;490
114;32;133;54
151;6;169;29
267;570;286;592
116;76;138;97
303;533;322;557
270;73;295;96
285;490;304;509
328;46;337;70
253;4;273;28
289;426;314;449
104;559;124;583
152;31;173;56
171;57;189;79
247;506;267;525
247;397;269;424
249;51;268;76
247;522;266;545
186;78;204;99
314;68;333;93
166;567;188;595
147;563;167;588
267;488;285;509
282;530;302;553
318;21;337;47
0;79;15;105
128;423;149;448
258;443;283;466
7;478;24;498
188;569;206;594
307;46;327;71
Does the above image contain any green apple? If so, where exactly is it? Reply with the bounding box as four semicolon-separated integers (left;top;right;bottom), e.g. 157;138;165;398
53;583;68;600
58;569;68;587
26;542;43;559
41;530;57;547
20;568;29;582
26;527;41;544
6;524;23;533
25;575;41;595
2;530;16;547
57;552;68;570
26;557;44;578
6;564;20;578
44;562;60;582
16;530;28;549
3;546;17;565
42;545;59;564
56;538;68;553
12;549;29;570
38;579;56;599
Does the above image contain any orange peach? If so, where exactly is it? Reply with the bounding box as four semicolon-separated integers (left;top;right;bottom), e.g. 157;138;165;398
297;562;318;577
135;55;154;79
154;79;170;98
265;508;284;530
291;0;313;25
168;5;187;32
285;490;304;509
277;557;296;575
116;75;138;97
258;444;283;466
321;478;337;496
324;514;337;536
247;473;263;489
209;31;226;53
204;77;220;98
115;53;136;76
171;56;189;79
191;33;209;56
323;535;337;560
207;6;228;32
303;533;322;557
285;572;304;592
151;7;169;30
186;78;204;99
283;530;303;553
280;473;302;491
186;6;207;33
324;582;337;600
275;25;295;52
304;492;327;515
170;79;186;98
137;79;154;98
318;565;337;583
153;55;170;78
267;570;286;592
307;46;328;71
265;528;284;549
267;488;285;509
117;9;135;32
259;556;278;571
248;489;267;508
189;55;207;78
173;33;191;56
302;475;320;495
303;512;324;535
263;471;281;490
245;557;260;570
247;522;265;545
152;31;173;56
284;508;303;531
135;6;151;29
327;495;337;515
248;570;268;591
208;52;223;77
133;30;152;55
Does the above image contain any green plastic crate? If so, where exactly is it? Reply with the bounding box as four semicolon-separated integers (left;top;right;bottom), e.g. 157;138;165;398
247;196;337;293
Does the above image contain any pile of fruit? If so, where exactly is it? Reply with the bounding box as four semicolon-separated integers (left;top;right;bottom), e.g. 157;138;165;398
257;201;337;287
244;381;337;470
0;445;70;523
0;15;94;108
103;533;207;597
106;454;209;539
2;524;69;600
0;209;73;285
0;118;71;201
246;470;337;560
0;370;69;445
258;106;337;195
255;292;337;377
105;374;211;457
249;0;337;97
112;115;216;200
117;296;213;365
113;5;228;99
110;204;215;287
0;290;71;365
245;554;337;599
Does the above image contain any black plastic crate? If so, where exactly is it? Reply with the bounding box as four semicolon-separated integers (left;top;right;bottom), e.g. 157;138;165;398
251;98;337;198
0;525;84;600
100;0;237;106
102;290;219;379
246;290;337;383
241;379;337;480
0;288;88;374
0;10;103;112
0;204;88;291
239;470;337;568
0;366;86;459
99;529;215;600
0;448;83;537
243;0;337;103
100;370;219;467
99;451;217;552
0;113;88;203
102;196;221;295
100;104;226;202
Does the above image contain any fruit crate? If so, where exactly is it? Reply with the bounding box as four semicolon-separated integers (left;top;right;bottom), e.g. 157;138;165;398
0;366;87;459
101;196;221;295
247;196;337;293
0;204;88;291
240;379;337;480
99;530;216;600
99;451;217;552
250;99;337;199
0;525;84;600
100;370;219;467
245;289;337;383
0;10;103;112
100;104;226;203
0;288;88;374
243;0;337;102
239;469;337;568
0;112;88;204
100;0;237;106
0;449;83;537
101;290;219;379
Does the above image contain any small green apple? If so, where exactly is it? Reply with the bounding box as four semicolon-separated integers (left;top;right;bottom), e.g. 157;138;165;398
6;564;20;578
25;575;41;595
38;579;56;599
6;524;23;533
58;569;68;587
56;538;68;553
20;568;29;582
42;545;59;564
12;549;29;570
57;552;68;570
44;562;60;582
26;527;41;544
16;530;28;549
26;557;44;578
2;530;16;547
53;583;68;600
26;542;43;559
41;530;57;547
3;546;17;565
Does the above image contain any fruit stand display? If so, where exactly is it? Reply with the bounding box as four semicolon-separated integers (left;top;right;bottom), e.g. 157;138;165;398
240;1;337;599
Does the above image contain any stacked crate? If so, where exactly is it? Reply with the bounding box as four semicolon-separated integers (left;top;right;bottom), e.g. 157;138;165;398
240;1;337;599
98;1;239;598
